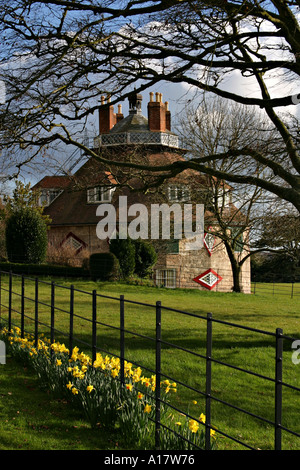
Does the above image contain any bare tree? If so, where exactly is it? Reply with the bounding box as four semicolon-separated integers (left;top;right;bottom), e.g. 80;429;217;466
0;1;300;212
178;97;279;291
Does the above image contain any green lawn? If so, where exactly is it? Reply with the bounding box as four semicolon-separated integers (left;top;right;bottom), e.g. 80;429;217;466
0;275;300;450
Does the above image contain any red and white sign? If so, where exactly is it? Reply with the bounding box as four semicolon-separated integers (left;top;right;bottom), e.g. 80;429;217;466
193;268;222;290
203;227;216;256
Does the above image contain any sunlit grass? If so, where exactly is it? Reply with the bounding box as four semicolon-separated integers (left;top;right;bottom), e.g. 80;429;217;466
0;274;299;450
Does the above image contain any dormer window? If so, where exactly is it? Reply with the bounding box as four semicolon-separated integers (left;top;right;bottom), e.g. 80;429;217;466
87;186;115;203
39;189;63;207
168;184;190;202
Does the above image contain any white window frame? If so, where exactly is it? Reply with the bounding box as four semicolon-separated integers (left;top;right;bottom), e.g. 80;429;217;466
168;184;190;202
156;269;176;288
39;189;63;207
87;186;115;203
216;189;231;208
64;236;83;252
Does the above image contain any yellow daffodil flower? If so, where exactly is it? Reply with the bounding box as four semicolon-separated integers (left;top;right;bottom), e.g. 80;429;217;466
144;404;152;414
189;419;199;433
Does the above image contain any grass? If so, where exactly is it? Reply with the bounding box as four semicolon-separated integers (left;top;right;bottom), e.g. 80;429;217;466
0;274;300;450
0;354;124;450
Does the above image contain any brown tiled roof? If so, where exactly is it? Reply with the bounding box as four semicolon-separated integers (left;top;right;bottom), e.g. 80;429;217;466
32;175;71;189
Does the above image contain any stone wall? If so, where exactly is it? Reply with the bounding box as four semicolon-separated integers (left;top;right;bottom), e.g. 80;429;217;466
154;236;251;294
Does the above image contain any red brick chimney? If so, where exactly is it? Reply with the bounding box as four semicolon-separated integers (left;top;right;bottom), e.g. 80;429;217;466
165;101;171;131
99;96;118;134
116;104;124;123
148;92;169;132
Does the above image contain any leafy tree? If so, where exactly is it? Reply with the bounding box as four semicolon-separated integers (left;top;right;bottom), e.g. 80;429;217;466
1;180;51;224
6;207;48;263
133;238;157;278
109;237;136;278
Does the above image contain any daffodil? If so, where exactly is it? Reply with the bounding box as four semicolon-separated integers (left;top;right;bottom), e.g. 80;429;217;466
86;385;94;393
144;404;152;414
189;419;199;433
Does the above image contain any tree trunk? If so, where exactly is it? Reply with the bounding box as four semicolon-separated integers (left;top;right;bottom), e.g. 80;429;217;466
231;262;242;293
224;241;242;293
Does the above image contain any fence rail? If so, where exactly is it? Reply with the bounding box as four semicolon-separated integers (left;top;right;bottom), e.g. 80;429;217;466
0;270;299;450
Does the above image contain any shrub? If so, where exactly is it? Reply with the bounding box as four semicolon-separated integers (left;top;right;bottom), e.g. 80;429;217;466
0;261;89;278
133;239;157;278
89;252;120;281
5;208;48;264
109;237;135;278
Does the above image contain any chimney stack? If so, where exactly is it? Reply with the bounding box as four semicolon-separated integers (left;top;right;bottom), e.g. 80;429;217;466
99;95;117;134
165;101;171;131
148;91;170;132
116;104;124;123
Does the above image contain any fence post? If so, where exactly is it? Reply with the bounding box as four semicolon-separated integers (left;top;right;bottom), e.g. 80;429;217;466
21;275;25;338
8;271;12;331
92;290;97;365
205;312;213;450
275;327;283;450
69;285;74;357
34;278;39;348
50;281;55;348
155;300;162;450
120;295;125;386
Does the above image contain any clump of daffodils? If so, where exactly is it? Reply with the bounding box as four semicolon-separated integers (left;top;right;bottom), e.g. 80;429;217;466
0;326;216;450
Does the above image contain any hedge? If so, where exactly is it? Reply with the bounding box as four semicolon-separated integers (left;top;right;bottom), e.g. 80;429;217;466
0;262;90;278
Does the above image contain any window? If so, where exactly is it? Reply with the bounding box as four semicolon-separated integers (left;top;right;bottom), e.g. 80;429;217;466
61;232;86;254
168;184;190;202
166;239;179;254
39;189;63;206
216;189;231;208
64;236;83;252
156;269;176;288
231;227;244;253
87;186;114;203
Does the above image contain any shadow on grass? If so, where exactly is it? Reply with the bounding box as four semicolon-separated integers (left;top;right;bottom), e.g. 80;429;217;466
0;356;126;450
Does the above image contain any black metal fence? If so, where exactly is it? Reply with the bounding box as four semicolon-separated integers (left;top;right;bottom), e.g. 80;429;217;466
0;270;299;451
252;280;300;298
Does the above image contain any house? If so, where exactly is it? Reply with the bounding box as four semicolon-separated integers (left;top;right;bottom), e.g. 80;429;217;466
33;91;251;293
